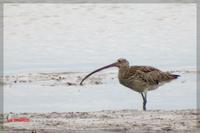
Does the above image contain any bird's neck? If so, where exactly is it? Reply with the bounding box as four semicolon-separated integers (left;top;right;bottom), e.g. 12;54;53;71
118;65;129;79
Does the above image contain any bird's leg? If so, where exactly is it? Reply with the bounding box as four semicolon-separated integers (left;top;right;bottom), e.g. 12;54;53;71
144;91;147;110
140;92;147;111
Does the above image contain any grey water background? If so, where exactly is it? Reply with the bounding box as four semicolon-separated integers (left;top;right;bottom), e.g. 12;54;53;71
4;4;196;73
3;4;196;112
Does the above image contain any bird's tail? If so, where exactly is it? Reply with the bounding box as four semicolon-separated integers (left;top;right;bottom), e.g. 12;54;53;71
171;74;180;79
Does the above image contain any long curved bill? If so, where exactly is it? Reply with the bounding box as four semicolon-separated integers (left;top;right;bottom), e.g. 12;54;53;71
80;62;117;85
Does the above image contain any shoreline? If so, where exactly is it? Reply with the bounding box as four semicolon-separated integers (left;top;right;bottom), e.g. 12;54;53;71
1;69;195;86
2;71;197;131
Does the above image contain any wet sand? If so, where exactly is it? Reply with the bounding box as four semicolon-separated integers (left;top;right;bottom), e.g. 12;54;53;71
3;109;199;132
2;72;110;86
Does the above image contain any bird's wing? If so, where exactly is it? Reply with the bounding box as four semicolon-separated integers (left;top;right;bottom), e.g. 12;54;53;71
128;66;179;85
129;66;160;74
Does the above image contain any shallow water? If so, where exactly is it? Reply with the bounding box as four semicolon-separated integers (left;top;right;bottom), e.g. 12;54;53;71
4;72;196;113
4;4;196;74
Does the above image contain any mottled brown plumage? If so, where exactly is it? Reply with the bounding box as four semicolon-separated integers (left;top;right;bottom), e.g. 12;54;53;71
80;58;180;111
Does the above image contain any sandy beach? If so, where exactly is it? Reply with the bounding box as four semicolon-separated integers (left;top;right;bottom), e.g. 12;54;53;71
3;109;199;132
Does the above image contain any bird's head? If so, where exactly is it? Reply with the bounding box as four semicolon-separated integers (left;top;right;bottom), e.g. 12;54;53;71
115;58;129;68
80;58;129;85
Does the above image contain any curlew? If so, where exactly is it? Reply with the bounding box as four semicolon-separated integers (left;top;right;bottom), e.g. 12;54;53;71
80;58;180;111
